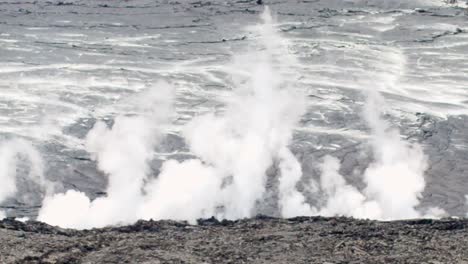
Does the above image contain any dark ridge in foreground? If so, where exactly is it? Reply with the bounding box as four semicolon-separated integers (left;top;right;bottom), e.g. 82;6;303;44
1;217;468;263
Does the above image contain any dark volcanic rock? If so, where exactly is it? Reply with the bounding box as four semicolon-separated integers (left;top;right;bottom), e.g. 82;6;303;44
1;217;468;263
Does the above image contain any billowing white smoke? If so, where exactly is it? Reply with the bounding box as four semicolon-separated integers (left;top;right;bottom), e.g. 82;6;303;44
0;139;48;219
318;155;381;219
316;90;445;220
138;159;222;222
36;7;313;228
142;7;315;222
362;91;426;219
5;6;443;228
38;82;174;228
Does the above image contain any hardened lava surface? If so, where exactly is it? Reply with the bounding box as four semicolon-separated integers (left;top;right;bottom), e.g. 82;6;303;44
1;216;468;263
1;0;468;219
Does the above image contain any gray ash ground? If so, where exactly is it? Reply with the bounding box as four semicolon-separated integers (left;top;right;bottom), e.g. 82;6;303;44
1;216;468;263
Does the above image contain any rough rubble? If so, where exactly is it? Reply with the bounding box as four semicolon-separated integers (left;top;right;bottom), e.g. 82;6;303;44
1;216;468;263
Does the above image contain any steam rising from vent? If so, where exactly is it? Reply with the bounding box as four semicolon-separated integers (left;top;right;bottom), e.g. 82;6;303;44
316;91;444;220
38;6;313;228
0;7;447;227
0;139;49;219
38;82;174;228
362;91;427;219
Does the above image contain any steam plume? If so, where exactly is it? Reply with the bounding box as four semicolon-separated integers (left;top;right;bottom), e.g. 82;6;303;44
316;88;445;220
16;6;445;228
0;139;48;219
141;6;312;221
38;82;174;228
37;7;313;228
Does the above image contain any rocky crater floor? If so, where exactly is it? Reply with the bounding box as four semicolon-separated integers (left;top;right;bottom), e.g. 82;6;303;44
1;216;468;263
